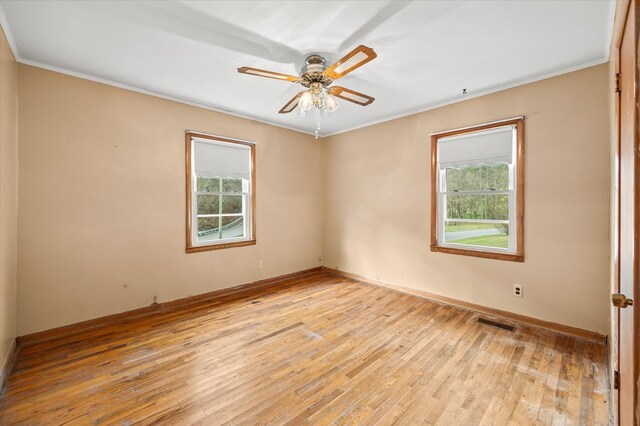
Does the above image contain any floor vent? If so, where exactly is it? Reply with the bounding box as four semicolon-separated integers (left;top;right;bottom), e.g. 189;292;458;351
478;318;515;331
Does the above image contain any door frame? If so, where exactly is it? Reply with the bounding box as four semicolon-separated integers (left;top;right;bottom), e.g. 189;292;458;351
612;0;640;424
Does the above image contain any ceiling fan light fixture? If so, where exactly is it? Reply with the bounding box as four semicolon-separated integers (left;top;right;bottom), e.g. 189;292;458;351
299;90;314;111
237;45;377;138
324;92;339;112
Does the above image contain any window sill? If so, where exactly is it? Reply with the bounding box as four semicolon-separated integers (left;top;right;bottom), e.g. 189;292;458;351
186;239;256;253
430;245;524;262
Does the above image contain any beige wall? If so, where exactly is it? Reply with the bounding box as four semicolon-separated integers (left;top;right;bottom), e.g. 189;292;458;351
323;64;611;334
0;27;18;367
17;65;323;335
16;61;611;336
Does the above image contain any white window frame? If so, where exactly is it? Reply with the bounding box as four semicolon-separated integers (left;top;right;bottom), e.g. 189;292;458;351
185;131;256;253
190;170;251;247
430;117;524;262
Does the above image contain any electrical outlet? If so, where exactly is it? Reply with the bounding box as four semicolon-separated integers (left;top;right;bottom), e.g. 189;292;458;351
513;284;523;298
258;260;264;270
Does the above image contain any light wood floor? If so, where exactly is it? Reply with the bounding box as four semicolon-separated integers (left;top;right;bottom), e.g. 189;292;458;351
0;272;609;425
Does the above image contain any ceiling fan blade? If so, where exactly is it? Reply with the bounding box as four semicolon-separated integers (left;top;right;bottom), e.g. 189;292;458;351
323;45;377;80
278;92;303;114
237;67;299;83
329;86;375;106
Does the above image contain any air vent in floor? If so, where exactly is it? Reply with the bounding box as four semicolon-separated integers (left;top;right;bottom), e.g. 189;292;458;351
478;317;515;331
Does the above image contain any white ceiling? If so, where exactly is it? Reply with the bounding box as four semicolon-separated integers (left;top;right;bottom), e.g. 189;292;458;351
0;0;615;137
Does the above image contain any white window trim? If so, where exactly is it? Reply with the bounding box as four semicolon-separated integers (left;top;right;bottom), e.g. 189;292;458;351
189;141;253;248
435;125;518;255
185;130;256;254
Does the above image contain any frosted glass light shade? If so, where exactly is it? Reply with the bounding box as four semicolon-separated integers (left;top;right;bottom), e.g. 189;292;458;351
324;93;339;112
299;91;313;111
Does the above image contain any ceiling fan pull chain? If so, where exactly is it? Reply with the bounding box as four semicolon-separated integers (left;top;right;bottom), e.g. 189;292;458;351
315;108;320;139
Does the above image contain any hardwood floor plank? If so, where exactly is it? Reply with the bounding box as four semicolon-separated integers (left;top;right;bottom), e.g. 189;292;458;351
0;272;608;425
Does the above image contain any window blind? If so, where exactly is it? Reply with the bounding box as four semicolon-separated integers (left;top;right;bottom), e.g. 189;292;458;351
193;138;251;180
438;126;514;170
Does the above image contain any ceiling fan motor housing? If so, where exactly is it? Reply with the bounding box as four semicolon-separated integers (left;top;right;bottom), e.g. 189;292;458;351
299;55;333;88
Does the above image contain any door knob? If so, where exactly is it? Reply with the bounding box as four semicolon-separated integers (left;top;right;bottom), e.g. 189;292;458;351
612;293;634;308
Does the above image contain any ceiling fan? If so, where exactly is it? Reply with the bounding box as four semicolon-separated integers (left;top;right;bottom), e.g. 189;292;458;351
237;45;377;137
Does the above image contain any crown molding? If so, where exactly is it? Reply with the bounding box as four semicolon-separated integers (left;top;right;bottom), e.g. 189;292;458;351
0;3;19;59
0;2;317;139
0;2;614;140
603;0;616;58
322;56;609;138
17;58;319;138
12;55;611;141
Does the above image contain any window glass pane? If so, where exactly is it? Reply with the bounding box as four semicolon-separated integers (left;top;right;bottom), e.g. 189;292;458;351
197;176;220;192
197;195;219;215
221;195;243;214
445;164;509;192
221;216;244;239
197;217;220;241
222;178;243;193
446;194;508;221
445;221;509;248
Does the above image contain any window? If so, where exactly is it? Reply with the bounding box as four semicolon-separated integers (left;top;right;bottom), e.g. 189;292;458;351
185;131;255;253
431;118;524;262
